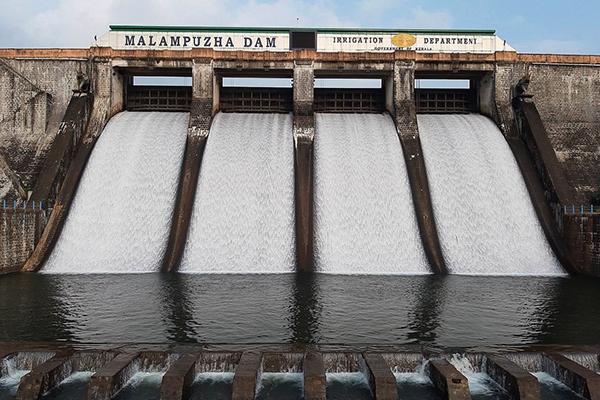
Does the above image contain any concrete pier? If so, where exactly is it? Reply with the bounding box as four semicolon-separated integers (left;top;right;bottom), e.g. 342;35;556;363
293;60;315;273
393;61;447;274
162;60;214;272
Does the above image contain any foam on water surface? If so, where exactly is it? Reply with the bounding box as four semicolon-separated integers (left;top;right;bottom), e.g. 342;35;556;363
256;372;303;400
180;113;295;273
418;114;564;275
449;354;509;400
42;371;93;400
314;113;429;274
326;372;372;400
189;372;234;400
394;365;442;400
534;372;585;400
114;372;164;400
44;111;188;273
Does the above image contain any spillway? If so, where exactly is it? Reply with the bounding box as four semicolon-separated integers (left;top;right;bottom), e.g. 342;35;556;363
43;111;188;273
313;113;430;274
179;113;295;273
418;114;564;275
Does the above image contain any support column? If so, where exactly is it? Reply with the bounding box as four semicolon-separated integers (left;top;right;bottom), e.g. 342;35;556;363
162;60;214;272
393;61;447;274
293;61;315;273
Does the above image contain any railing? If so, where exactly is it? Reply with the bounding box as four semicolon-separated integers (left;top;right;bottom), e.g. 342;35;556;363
1;199;50;211
219;87;293;113
415;89;476;114
314;88;385;113
126;85;192;112
562;205;600;215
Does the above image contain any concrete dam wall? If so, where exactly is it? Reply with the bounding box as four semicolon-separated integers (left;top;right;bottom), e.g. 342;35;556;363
0;48;598;275
31;111;566;275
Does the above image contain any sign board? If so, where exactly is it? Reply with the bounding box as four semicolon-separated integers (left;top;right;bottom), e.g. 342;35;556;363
317;32;514;53
96;31;290;51
96;26;515;54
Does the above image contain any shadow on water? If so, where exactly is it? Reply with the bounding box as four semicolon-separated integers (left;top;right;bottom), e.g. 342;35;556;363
158;274;201;343
527;275;600;345
0;274;76;342
406;275;447;347
287;272;323;344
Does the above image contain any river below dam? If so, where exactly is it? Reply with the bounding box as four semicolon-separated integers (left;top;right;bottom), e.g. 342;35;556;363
1;273;599;350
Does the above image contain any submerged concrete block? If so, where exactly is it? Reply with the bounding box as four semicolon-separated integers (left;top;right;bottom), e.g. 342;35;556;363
485;355;540;400
16;352;73;400
427;359;471;400
231;351;261;400
160;353;197;400
304;351;326;400
543;353;600;400
363;353;396;400
86;352;139;400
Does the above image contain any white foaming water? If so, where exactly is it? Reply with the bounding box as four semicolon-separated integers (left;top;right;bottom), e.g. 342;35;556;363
44;112;188;273
314;113;429;274
533;372;585;399
393;359;431;383
449;354;507;398
418;114;564;275
180;113;295;273
0;358;29;397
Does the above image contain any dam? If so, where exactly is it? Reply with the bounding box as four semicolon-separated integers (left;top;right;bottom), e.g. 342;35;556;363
0;25;599;399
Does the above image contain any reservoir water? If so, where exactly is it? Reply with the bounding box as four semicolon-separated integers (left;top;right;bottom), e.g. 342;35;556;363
0;273;599;350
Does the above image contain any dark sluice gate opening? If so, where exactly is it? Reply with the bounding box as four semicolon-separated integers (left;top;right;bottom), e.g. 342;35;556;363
220;87;293;113
125;75;193;112
314;88;385;113
414;78;476;114
314;77;386;113
219;76;293;113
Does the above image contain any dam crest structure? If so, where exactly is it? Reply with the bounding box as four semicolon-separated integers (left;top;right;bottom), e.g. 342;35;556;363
0;25;597;276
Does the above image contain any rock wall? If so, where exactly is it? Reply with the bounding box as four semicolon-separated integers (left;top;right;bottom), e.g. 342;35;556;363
563;213;600;275
0;208;47;273
0;58;87;201
495;62;600;203
528;64;600;203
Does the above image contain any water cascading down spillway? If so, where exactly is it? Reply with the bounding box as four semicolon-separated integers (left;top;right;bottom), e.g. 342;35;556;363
313;113;430;274
43;112;188;273
179;113;296;273
418;114;564;275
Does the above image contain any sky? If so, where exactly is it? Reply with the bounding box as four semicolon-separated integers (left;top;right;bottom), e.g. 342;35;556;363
0;0;598;54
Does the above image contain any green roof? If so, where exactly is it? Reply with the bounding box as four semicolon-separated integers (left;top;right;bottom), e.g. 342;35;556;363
109;25;496;35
